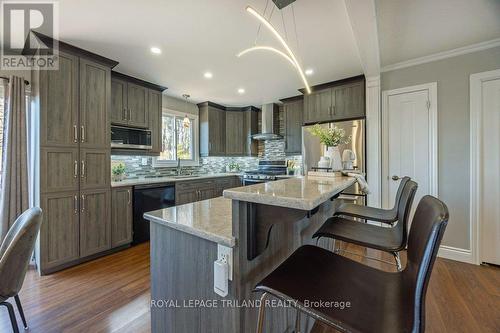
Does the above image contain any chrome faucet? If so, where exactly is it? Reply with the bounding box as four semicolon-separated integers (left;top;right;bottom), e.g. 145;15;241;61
176;158;182;176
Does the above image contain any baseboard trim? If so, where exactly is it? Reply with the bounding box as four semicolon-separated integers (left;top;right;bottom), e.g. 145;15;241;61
438;245;474;264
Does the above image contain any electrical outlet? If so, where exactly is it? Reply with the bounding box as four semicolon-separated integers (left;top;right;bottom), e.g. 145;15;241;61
217;244;233;281
141;157;148;166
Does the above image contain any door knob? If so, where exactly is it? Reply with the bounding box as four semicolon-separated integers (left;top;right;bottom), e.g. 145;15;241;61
392;175;400;181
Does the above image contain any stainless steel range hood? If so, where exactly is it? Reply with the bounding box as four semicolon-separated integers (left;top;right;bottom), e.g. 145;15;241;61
251;103;283;141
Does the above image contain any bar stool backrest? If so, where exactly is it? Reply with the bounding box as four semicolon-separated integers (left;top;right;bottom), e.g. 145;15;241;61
394;180;418;249
403;196;449;332
0;207;43;299
391;176;411;212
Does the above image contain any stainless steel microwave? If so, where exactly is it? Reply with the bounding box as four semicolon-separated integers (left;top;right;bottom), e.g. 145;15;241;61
111;126;152;150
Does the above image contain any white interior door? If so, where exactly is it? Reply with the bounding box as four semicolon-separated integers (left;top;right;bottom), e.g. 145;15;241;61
479;78;500;265
383;83;437;218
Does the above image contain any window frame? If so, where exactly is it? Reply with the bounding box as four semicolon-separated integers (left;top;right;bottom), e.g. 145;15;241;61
152;108;199;168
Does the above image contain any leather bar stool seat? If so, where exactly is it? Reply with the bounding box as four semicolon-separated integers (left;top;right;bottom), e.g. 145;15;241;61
254;195;449;333
256;245;410;333
314;216;405;252
335;176;410;224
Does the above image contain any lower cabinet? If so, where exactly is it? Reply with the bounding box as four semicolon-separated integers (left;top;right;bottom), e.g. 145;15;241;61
40;191;80;270
176;176;242;205
80;189;111;257
111;187;133;247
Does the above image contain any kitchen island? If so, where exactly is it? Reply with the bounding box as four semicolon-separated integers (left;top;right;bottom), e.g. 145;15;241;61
144;176;355;333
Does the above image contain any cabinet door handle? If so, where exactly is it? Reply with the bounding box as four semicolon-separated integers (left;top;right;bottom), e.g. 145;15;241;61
73;125;78;143
123;108;127;121
74;160;78;178
74;195;78;214
81;160;86;178
81;125;85;143
128;109;131;121
81;194;86;212
128;189;131;205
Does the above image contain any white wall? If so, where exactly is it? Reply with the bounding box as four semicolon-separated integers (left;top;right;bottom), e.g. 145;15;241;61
381;46;500;250
162;94;198;115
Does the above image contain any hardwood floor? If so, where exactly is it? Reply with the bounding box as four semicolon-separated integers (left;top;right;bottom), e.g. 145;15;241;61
0;242;498;333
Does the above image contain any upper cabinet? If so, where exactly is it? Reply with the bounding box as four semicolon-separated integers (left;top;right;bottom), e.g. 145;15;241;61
148;90;163;154
110;72;166;129
303;75;365;124
199;102;259;157
281;96;304;155
199;103;226;156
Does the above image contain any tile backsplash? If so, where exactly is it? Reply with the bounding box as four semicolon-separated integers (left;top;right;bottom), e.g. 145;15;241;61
112;140;302;179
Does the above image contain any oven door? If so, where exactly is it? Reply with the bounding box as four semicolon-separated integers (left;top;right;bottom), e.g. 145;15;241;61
243;179;268;186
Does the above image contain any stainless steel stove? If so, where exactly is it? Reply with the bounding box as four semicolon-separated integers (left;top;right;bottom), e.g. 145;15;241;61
243;160;288;185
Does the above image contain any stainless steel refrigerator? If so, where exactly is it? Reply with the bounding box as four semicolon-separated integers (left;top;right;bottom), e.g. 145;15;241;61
302;119;366;203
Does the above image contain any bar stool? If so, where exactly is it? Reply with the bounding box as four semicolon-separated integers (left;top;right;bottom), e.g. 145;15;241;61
314;180;417;271
254;195;449;333
335;176;411;224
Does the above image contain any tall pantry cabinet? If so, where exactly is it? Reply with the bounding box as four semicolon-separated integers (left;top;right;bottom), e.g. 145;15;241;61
32;42;118;274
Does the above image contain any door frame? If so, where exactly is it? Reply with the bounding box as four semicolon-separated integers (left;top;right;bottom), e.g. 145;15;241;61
470;68;500;265
381;82;438;208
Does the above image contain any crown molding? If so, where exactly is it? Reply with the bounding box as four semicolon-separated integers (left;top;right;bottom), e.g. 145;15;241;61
381;38;500;73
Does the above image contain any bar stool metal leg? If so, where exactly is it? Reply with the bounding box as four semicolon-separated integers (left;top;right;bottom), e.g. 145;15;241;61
14;295;28;330
256;293;268;333
1;301;20;333
393;252;402;271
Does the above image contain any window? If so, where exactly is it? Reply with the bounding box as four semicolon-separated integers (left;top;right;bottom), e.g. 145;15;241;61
153;109;199;167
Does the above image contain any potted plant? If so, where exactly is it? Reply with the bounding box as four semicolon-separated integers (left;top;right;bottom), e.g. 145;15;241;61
308;124;351;171
112;162;126;182
227;161;241;173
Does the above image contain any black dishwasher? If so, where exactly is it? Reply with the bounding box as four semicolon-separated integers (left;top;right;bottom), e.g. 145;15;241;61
133;183;175;244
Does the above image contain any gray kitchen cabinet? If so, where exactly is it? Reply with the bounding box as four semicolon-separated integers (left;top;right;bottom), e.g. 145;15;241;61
40;147;79;193
110;78;128;126
40;191;80;270
111;187;133;247
127;83;148;128
303;75;365;124
148;89;163;154
80;149;110;190
283;98;303;154
40;51;79;147
79;58;111;150
80;189;111;257
332;81;365;120
244;109;259;156
199;103;226;156
175;189;199;206
225;111;245;155
32;34;118;274
110;73;166;131
175;177;240;205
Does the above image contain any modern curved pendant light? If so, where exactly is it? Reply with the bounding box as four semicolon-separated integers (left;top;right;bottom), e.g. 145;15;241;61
237;46;296;67
243;5;311;94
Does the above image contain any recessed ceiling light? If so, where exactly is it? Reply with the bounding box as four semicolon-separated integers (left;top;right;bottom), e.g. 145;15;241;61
305;68;314;76
204;72;213;79
150;47;162;55
237;88;245;94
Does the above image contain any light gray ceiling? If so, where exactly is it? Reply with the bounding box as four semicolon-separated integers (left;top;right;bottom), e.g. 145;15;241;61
376;0;500;67
58;0;362;106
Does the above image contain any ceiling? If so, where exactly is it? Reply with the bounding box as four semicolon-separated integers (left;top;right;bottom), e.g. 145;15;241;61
376;0;500;67
58;0;362;106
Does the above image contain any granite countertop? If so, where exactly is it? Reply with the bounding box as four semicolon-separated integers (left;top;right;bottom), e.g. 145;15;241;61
111;173;242;188
144;197;235;247
223;175;356;210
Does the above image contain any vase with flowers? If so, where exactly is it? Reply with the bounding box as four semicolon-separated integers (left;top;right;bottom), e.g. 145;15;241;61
308;124;351;171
